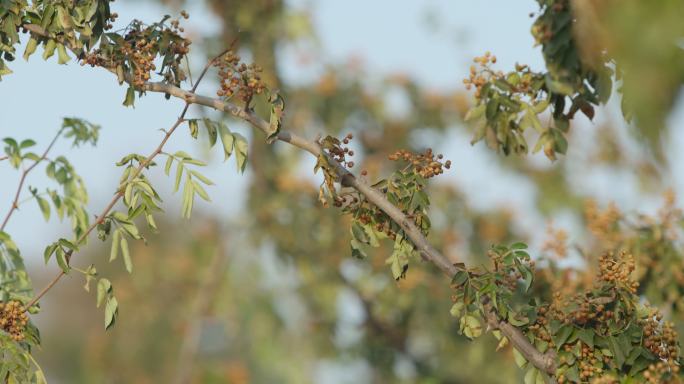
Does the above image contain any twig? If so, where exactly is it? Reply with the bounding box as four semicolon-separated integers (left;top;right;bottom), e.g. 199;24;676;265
25;117;183;309
1;128;64;232
0;155;8;162
26;50;229;311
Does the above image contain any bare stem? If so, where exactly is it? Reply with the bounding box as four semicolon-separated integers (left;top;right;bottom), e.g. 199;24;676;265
129;81;556;374
26;49;232;311
1;128;64;232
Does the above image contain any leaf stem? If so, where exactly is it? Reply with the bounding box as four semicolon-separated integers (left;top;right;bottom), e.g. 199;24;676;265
1;128;64;232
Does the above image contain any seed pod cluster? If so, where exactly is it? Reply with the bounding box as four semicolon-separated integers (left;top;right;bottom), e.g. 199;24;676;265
326;133;355;170
388;148;451;179
82;16;191;88
641;310;679;362
642;360;680;384
598;251;638;293
215;51;266;104
463;51;501;99
104;11;119;31
0;300;28;342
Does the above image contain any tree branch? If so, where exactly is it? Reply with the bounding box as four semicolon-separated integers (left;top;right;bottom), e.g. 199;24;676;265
25;114;185;310
26;50;229;310
18;24;555;374
131;81;557;374
1;128;64;232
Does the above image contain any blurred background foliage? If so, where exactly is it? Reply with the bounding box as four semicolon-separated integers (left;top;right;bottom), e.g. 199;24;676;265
24;0;684;383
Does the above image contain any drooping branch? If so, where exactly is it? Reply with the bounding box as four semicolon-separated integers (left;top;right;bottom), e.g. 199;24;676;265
19;23;556;375
135;81;557;374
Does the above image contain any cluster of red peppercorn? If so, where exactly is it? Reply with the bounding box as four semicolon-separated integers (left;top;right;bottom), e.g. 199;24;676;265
641;309;680;362
598;251;638;294
387;148;450;179
104;11;119;31
215;51;266;104
463;52;501;99
642;361;681;384
357;212;399;240
528;305;555;347
325;133;356;170
464;52;539;100
170;10;190;33
128;39;156;87
0;300;28;342
82;16;191;88
576;342;607;380
485;248;536;292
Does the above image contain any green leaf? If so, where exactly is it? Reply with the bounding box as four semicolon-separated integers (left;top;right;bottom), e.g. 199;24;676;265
267;90;284;144
56;43;70;64
608;335;626;368
174;162;184;192
460;315;482;339
520;265;533;292
55;248;70;273
233;133;248;173
33;370;47;384
96;278;112;308
524;367;538;384
181;178;194;219
42;39;56;60
83;265;97;292
109;229;120;261
203;119;218;147
522;106;543;133
164;155;173;176
104;296;118;330
36;196;50;221
449;302;464;318
218;123;234;160
189;170;213;185
513;348;528;368
120;237;132;273
451;270;469;286
545;74;574;95
23;37;38;61
188;119;199;139
577;328;594;349
464;104;485;122
628;355;651;376
43;243;58;264
510;242;528;250
553;325;573;349
191;179;211;202
350;239;367;259
122;86;135;108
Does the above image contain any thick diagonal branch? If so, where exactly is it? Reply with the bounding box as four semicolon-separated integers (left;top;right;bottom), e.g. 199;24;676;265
137;81;557;374
20;24;556;375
